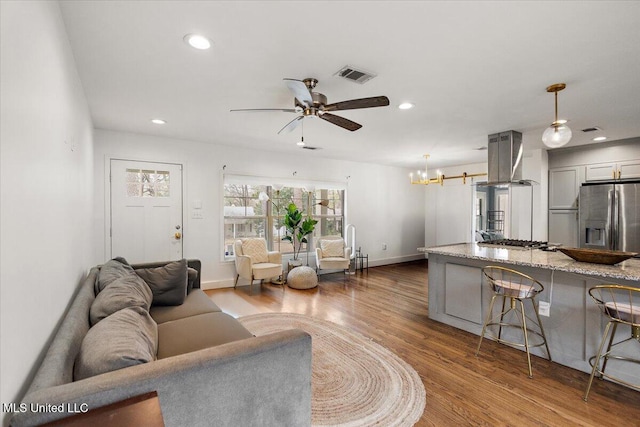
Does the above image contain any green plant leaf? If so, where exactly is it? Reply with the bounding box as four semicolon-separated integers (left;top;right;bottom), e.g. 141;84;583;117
282;202;317;259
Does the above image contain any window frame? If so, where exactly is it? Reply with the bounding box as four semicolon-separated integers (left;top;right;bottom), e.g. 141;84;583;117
222;175;346;261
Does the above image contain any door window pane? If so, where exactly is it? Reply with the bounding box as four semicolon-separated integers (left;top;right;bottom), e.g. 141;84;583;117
126;169;170;198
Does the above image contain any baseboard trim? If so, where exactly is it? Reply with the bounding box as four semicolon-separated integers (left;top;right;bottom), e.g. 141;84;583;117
368;253;425;267
201;254;426;290
202;279;237;290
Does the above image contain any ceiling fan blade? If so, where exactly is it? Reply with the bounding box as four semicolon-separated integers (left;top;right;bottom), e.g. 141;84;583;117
320;113;362;131
323;96;390;112
230;108;298;113
283;78;313;107
277;115;304;134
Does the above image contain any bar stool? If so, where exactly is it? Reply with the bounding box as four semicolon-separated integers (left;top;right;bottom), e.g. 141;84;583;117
583;284;640;401
475;265;552;378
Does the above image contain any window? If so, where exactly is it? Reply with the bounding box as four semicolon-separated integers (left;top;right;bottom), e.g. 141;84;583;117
223;184;268;256
126;169;170;197
223;177;345;258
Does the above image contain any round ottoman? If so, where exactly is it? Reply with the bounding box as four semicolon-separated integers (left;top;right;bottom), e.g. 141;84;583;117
287;266;318;289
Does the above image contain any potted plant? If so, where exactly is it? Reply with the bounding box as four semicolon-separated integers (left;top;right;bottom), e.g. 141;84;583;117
282;202;317;263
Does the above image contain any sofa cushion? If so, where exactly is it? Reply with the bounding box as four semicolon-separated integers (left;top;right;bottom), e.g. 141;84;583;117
135;259;188;306
241;238;269;263
156;312;253;359
74;306;158;381
90;274;153;326
150;289;222;324
96;258;133;294
320;239;344;258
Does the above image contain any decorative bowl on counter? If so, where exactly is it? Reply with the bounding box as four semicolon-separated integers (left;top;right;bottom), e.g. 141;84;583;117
557;247;638;265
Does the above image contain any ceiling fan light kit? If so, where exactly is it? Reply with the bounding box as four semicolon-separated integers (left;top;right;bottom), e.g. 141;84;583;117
231;77;389;134
542;83;572;148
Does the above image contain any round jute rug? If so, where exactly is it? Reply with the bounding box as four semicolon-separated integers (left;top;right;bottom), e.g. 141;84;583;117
238;312;426;427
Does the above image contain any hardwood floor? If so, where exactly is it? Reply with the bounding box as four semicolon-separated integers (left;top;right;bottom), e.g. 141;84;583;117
205;260;640;426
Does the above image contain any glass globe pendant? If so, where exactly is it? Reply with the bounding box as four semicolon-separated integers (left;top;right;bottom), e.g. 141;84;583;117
542;83;572;148
542;121;572;148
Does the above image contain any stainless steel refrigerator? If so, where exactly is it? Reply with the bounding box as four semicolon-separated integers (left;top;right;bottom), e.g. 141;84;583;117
579;181;639;253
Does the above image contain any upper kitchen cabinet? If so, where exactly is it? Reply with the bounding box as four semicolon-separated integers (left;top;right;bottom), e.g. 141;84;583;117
586;159;640;181
549;166;582;209
619;159;640;179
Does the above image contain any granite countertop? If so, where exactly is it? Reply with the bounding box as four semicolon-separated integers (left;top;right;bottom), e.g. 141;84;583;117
418;243;640;282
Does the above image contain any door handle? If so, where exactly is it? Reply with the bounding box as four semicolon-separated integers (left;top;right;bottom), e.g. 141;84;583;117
174;232;182;240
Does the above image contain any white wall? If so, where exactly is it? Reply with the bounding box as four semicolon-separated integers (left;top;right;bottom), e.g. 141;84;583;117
94;130;426;288
0;1;95;420
424;162;487;247
424;150;549;247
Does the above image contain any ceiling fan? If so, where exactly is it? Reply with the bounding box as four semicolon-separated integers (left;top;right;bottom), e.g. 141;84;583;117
230;78;390;134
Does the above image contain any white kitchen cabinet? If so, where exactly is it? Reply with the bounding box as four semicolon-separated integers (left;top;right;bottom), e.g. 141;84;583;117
549;166;581;209
586;162;616;181
586;159;640;181
548;209;579;247
619;159;640;179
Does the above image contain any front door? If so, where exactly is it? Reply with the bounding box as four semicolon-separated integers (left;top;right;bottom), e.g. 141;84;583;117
110;159;183;263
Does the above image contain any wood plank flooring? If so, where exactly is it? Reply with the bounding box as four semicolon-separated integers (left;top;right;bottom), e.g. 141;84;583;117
205;260;639;426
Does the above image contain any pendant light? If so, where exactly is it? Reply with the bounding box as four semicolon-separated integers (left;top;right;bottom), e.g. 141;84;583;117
542;83;572;148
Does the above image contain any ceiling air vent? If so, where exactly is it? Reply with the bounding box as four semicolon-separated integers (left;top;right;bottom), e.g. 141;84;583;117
335;65;376;84
301;146;321;150
581;126;601;133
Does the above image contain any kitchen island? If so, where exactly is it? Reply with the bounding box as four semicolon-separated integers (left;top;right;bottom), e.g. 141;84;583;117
419;243;640;387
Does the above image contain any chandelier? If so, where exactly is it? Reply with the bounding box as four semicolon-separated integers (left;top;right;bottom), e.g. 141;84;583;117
410;154;486;186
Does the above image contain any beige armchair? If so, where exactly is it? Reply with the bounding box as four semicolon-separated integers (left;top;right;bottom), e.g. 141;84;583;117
315;236;351;276
233;238;283;288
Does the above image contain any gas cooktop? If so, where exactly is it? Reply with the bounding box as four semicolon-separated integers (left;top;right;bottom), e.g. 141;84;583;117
478;239;548;249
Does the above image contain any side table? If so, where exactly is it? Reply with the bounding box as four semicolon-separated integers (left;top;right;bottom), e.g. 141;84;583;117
355;252;369;273
40;391;164;427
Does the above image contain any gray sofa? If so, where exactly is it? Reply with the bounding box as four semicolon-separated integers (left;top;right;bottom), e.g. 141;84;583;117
10;259;312;426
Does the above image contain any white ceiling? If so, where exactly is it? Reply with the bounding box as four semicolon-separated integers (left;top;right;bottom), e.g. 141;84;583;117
59;1;640;170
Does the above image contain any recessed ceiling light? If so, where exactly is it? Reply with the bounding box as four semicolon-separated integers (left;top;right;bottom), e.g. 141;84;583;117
184;34;211;50
398;102;414;110
593;136;607;141
151;119;166;125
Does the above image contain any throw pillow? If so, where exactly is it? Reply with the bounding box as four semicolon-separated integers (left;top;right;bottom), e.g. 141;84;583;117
321;239;345;258
90;274;153;326
135;259;188;306
241;238;269;263
96;258;133;294
74;306;157;381
187;267;198;292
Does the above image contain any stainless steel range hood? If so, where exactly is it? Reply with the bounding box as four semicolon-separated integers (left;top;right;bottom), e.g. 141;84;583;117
487;130;523;184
